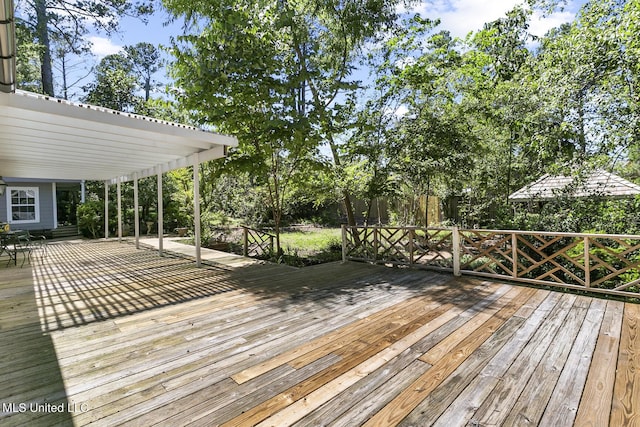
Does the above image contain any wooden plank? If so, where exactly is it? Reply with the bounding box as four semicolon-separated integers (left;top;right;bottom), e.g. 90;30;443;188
361;286;537;427
429;291;576;426
610;302;640;427
67;272;447;425
288;285;535;426
254;301;467;426
4;239;637;427
125;356;339;427
538;298;607;426
398;288;550;426
400;316;526;426
327;360;428;427
68;295;376;422
218;288;471;426
472;294;590;426
574;300;624;427
220;280;476;425
293;348;426;427
250;281;488;378
420;286;523;365
219;341;384;426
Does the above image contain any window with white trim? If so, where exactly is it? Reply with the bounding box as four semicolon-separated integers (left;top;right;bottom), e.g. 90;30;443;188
7;187;40;224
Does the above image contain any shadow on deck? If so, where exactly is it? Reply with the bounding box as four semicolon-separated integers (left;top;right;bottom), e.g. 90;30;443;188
0;266;73;426
0;240;638;426
29;240;463;332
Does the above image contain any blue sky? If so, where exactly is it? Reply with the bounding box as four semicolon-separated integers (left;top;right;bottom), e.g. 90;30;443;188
73;0;587;100
90;0;587;58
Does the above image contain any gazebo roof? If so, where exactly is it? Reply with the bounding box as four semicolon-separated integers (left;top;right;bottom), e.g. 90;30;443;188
508;170;640;202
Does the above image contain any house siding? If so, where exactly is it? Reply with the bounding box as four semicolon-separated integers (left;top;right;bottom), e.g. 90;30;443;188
1;181;55;230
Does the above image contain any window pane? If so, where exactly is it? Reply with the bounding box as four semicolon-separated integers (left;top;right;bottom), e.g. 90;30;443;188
12;206;35;221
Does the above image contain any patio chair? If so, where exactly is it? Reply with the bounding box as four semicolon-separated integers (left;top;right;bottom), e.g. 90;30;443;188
4;231;47;267
25;230;47;259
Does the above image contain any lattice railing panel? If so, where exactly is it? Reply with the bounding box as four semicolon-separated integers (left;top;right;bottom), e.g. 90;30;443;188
411;229;454;268
514;234;586;286
343;227;377;261
243;227;274;257
341;226;640;298
588;236;640;291
342;226;453;270
459;230;514;277
377;228;411;263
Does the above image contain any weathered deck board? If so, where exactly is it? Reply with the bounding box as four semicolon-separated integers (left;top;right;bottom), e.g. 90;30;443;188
574;300;624;427
611;302;640;427
0;240;638;426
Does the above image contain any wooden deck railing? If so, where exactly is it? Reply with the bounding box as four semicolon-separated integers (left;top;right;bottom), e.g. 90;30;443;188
342;225;640;299
242;226;275;257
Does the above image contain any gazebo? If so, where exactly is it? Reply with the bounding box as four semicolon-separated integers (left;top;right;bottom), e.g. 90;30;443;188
0;0;238;265
508;170;640;202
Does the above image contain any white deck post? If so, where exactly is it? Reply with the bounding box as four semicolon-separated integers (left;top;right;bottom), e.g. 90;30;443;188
117;177;122;242
453;226;461;276
134;172;140;249
341;224;347;263
193;154;202;267
584;236;591;288
157;166;164;256
52;182;57;229
104;181;109;239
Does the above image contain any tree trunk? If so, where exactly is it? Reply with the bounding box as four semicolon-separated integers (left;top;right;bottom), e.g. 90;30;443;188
326;137;357;226
144;77;151;101
35;0;54;96
60;51;68;100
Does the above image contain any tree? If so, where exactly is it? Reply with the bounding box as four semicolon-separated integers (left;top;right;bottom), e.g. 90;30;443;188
82;53;141;111
124;42;162;101
357;16;482;225
15;0;154;96
14;21;42;92
51;32;93;100
164;0;409;228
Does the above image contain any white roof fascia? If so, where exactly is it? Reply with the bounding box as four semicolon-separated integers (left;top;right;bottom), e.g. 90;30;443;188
110;145;226;184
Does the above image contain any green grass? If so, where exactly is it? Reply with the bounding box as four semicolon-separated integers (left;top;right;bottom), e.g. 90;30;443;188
279;228;342;253
271;228;343;266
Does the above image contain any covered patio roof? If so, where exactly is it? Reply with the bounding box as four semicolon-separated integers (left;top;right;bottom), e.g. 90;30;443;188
0;90;237;182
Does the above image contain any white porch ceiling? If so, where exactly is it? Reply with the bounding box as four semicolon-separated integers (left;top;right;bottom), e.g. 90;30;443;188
0;90;237;182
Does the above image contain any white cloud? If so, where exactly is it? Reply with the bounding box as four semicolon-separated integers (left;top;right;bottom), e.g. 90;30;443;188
88;36;123;58
403;0;579;40
528;9;575;37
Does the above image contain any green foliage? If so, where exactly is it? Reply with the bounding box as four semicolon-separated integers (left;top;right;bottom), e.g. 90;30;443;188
15;0;640;234
274;228;343;266
164;0;410;232
77;199;104;239
82;53;141;111
510;195;640;234
124;42;162;101
15;22;43;92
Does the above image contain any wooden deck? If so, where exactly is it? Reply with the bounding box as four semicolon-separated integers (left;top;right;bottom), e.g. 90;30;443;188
0;240;638;426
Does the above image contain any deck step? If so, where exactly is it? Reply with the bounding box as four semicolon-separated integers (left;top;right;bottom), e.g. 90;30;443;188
51;225;80;238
